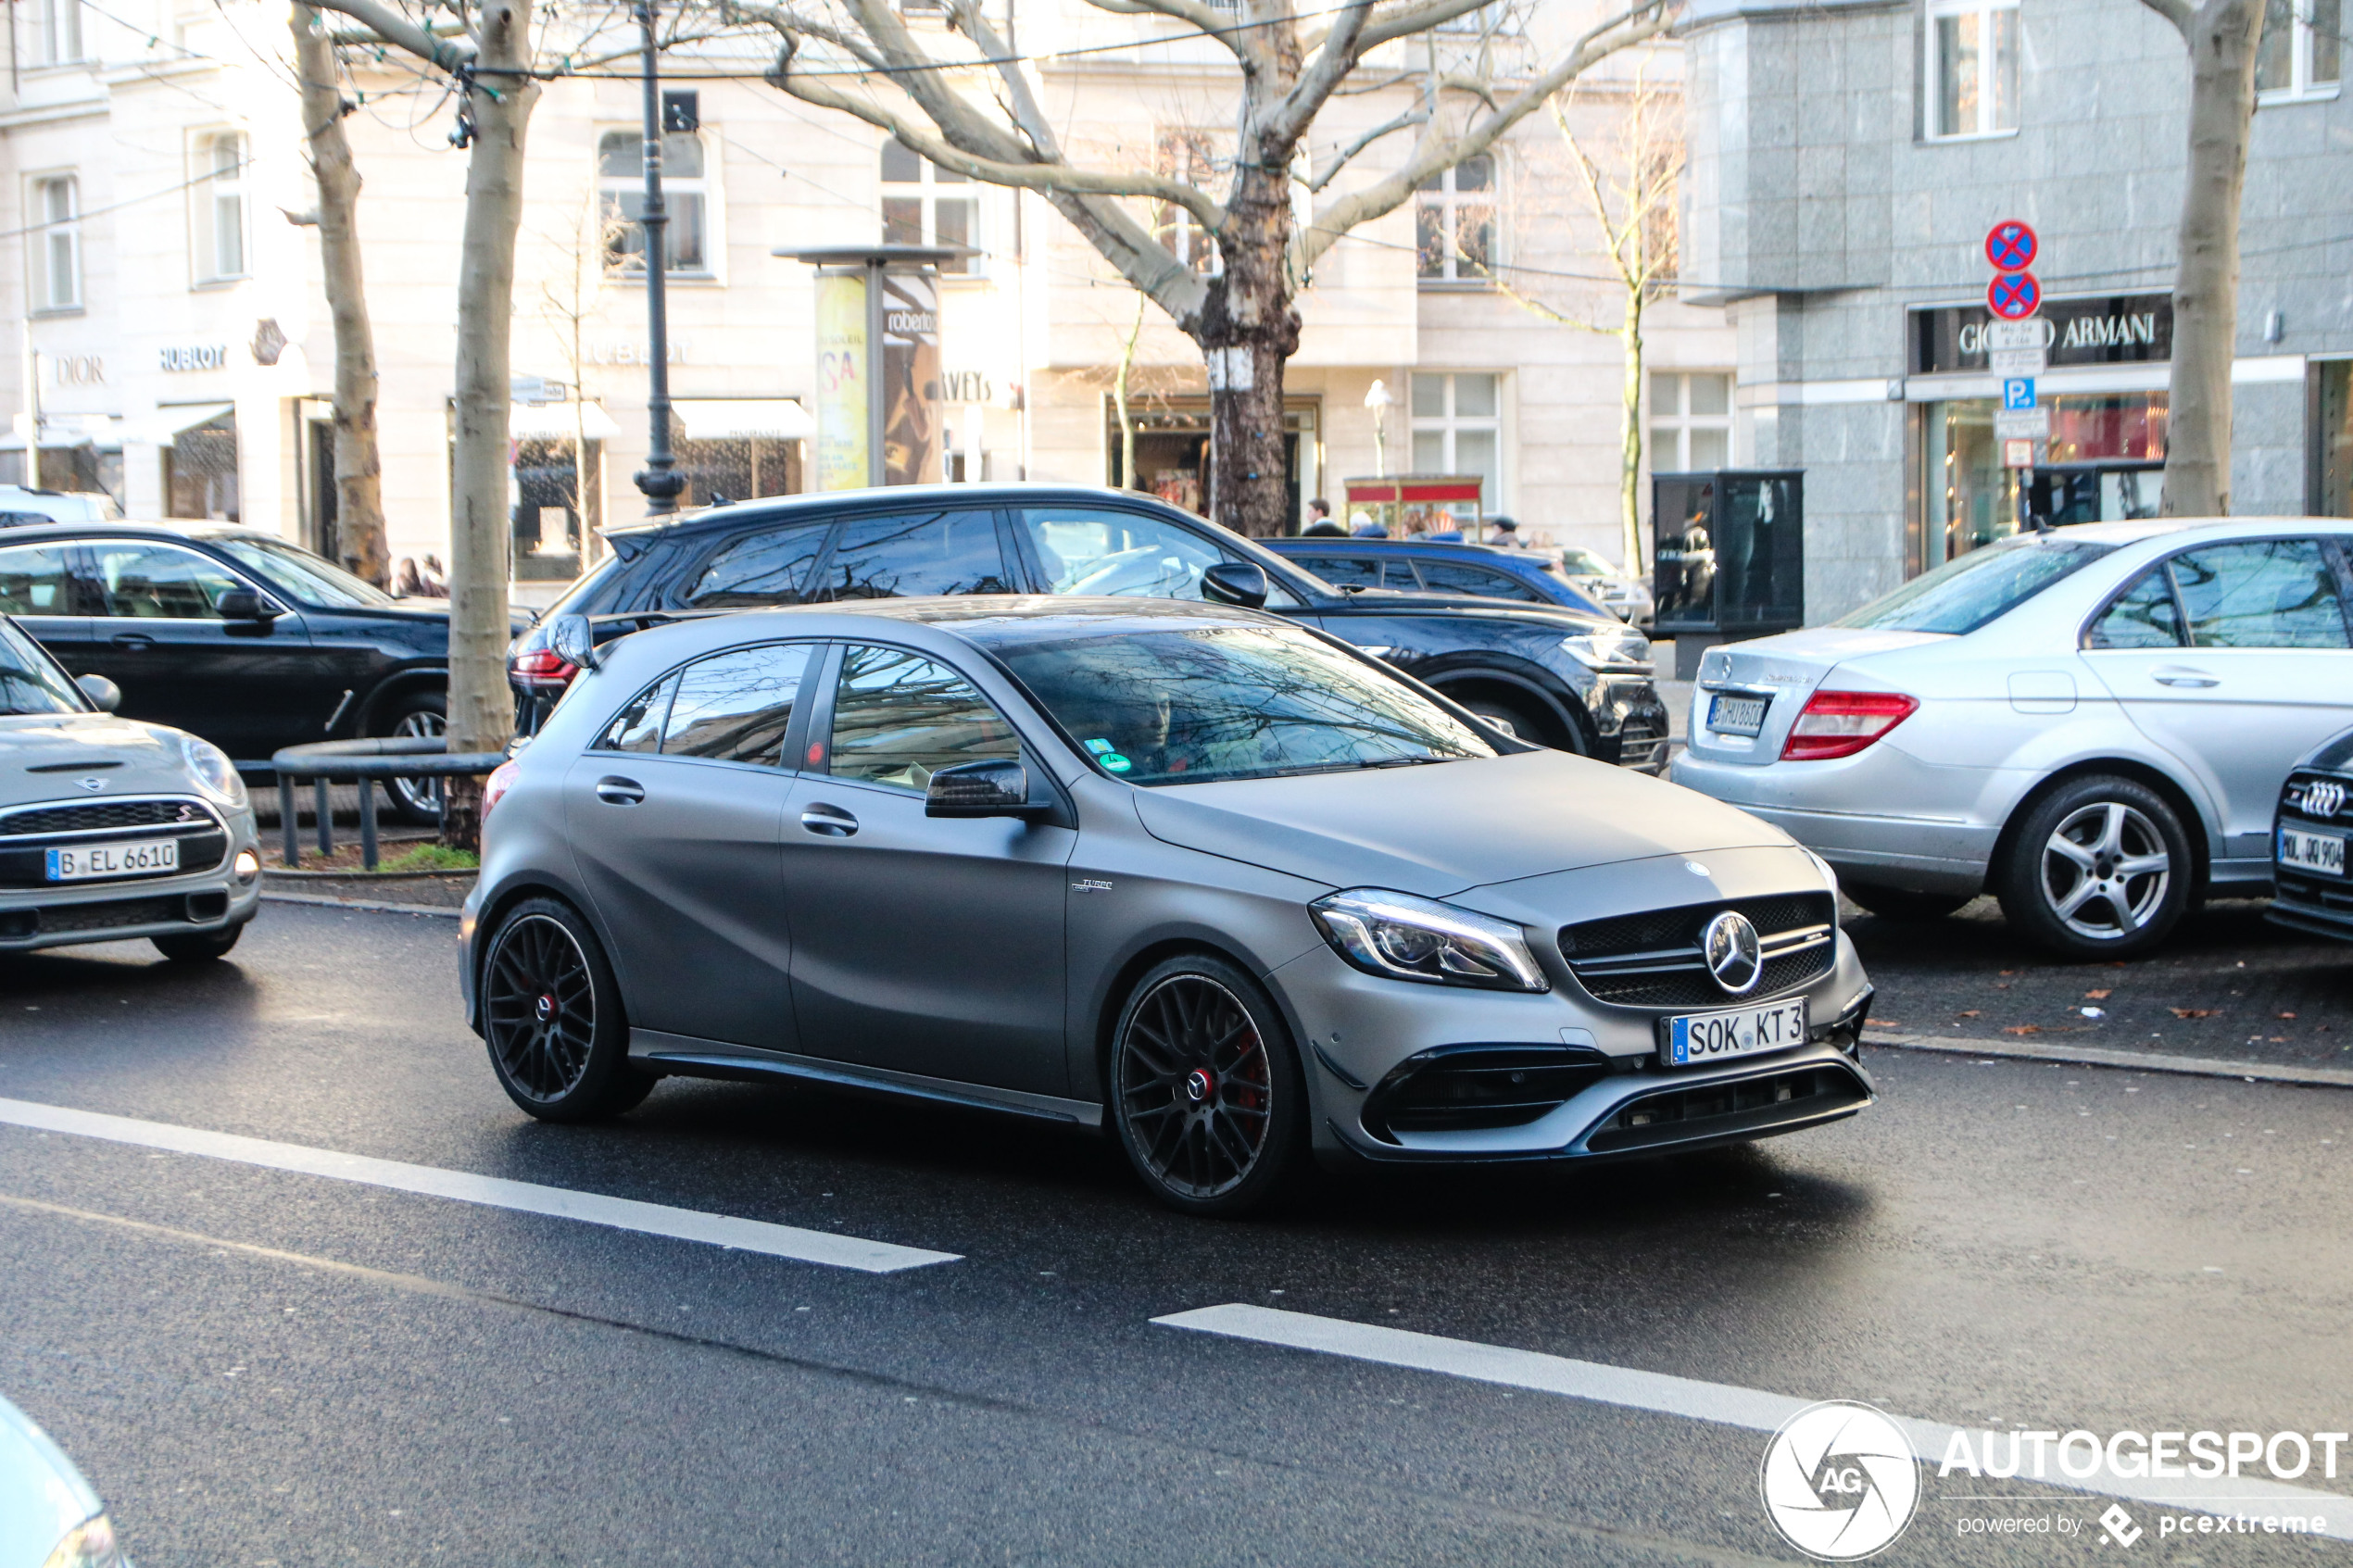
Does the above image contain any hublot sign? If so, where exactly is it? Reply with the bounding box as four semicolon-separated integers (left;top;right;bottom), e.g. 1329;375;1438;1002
1911;292;2172;375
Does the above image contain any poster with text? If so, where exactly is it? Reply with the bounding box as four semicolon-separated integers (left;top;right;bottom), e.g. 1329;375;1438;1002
880;270;942;486
814;270;869;490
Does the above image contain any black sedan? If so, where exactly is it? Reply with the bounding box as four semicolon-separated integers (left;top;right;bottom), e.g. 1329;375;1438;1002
0;521;522;820
2271;728;2353;940
1263;535;1614;618
510;486;1668;768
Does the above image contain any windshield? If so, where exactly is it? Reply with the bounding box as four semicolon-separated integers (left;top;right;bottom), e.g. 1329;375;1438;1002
995;623;1495;786
210;537;396;608
1559;548;1617;577
1831;538;2113;635
0;617;86;715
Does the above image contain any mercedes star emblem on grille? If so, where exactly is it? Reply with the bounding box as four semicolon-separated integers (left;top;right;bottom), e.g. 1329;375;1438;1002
1702;910;1765;996
2303;779;2347;819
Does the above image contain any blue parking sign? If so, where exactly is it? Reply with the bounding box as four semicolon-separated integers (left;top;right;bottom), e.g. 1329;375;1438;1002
2002;377;2037;410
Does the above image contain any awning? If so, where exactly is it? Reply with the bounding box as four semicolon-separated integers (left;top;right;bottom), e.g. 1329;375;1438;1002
675;398;813;441
1345;474;1485;505
510;401;620;441
120;404;234;445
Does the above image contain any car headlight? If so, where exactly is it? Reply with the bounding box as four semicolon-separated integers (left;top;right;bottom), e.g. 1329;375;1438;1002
182;734;247;807
1558;628;1652;671
1310;889;1549;992
43;1512;122;1568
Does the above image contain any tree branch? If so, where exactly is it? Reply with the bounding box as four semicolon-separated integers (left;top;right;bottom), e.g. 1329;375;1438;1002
1355;0;1503;54
2133;0;2195;33
1308;106;1428;192
307;0;474;69
1078;0;1261;64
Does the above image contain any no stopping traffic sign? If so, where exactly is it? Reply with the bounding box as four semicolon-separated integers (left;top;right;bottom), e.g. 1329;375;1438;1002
1988;271;2042;320
1984;220;2038;272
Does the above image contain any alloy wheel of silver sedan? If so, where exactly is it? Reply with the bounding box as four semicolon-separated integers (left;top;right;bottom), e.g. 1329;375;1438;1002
2041;801;2172;940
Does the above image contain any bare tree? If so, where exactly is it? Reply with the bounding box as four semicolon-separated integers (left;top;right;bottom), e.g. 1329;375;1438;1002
739;0;1680;536
531;195;631;564
1113;292;1149;492
2134;0;2265;516
1493;66;1680;573
286;3;390;588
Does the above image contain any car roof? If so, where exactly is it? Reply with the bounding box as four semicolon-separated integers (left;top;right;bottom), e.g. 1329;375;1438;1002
0;517;269;545
1269;537;1541;562
2042;516;2353;547
602;482;1203;546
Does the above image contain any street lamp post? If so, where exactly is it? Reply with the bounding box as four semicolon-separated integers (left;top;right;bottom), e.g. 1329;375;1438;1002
631;0;685;516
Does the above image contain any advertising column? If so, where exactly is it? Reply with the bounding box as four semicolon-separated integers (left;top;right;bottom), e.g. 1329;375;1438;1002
880;270;942;486
812;270;870;491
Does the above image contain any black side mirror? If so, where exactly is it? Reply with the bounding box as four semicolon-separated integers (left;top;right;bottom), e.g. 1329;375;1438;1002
215;588;281;621
926;759;1042;820
75;673;120;712
1201;560;1269;608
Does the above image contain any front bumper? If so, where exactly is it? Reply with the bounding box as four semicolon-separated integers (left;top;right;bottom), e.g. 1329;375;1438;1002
1587;673;1671;773
0;819;262;953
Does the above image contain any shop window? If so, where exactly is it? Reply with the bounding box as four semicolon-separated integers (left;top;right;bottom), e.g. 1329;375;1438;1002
672;433;800;507
1416;156;1495;284
197;132;248;282
1926;0;2020;139
881;138;976;274
511;437;600;581
31;176;81;312
599;130;710;276
1410;372;1501;510
1153;130;1221;275
1651;371;1732;470
39;0;82;64
2319;361;2353;516
163;412;239;521
2259;0;2342;98
1919;394;2165;569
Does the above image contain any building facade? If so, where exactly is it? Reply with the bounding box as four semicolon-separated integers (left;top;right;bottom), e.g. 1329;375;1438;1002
1680;0;2353;621
1;0;1731;602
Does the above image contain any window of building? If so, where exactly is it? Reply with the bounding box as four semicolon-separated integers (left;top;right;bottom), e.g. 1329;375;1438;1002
197;132;247;282
1416;156;1495;284
2258;0;2342;98
1651;372;1732;470
39;0;82;64
1153;130;1221;275
598;130;710;276
1926;0;2020;139
31;176;81;312
511;438;599;582
880;138;975;274
1410;373;1502;510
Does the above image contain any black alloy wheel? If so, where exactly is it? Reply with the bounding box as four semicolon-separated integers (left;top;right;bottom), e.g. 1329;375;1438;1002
481;897;654;1121
1112;956;1302;1216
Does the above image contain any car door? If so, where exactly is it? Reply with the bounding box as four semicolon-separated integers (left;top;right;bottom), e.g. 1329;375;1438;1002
0;542;93;671
2082;536;2353;868
72;538;323;759
562;641;816;1049
781;641;1075;1094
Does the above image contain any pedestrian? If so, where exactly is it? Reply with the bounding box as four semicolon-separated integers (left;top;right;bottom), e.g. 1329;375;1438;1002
393;558;424;597
1348;510;1388;538
1303;496;1335;531
419;555;450;598
1490;515;1530;549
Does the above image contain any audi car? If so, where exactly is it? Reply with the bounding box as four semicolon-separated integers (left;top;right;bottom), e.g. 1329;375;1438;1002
2271;729;2353;943
0;613;261;960
462;597;1873;1216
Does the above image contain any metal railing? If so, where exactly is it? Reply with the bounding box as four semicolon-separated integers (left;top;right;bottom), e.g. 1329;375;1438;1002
269;738;506;871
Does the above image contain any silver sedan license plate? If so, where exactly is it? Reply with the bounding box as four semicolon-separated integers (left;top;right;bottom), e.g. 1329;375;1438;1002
45;837;179;882
2281;825;2347;877
1661;998;1808;1067
1708;693;1768;736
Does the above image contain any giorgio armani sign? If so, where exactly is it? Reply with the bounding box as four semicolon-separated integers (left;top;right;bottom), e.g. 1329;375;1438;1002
1911;293;2172;375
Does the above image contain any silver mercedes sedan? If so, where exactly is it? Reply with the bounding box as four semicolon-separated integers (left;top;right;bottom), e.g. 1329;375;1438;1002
462;598;1873;1215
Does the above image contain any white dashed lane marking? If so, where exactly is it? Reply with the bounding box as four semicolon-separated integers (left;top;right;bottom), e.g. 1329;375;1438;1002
0;1096;959;1273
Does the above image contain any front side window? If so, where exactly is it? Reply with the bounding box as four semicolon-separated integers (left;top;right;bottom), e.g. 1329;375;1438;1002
880;139;975;274
990;623;1495;787
1834;536;2109;634
2168;539;2351;648
809;510;1010;600
826;645;1019;792
198;132;247;282
0;543;88;615
1415;560;1541;601
661;643;813;765
685;521;832;608
2258;0;2343;97
1292;554;1383;589
1020;507;1227;599
39;0;82;63
32;176;81;311
1650;371;1733;471
1416;156;1495;284
1410;373;1502;512
84;542;246;619
1927;0;2020;138
0;616;83;715
210;536;395;608
599;130;709;276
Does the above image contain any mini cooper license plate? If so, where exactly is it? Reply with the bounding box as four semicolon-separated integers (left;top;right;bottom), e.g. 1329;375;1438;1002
45;838;179;882
1660;999;1808;1067
2281;824;2347;877
1708;693;1769;736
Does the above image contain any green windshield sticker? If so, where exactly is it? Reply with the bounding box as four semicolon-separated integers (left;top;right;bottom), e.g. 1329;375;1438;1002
1100;753;1133;773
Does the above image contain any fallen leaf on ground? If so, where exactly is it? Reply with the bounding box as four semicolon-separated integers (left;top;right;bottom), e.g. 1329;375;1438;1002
2085;989;2113;999
2002;1025;2043;1036
1999;970;2017;977
1957;1010;1982;1018
2279;1011;2297;1020
2169;1007;2216;1019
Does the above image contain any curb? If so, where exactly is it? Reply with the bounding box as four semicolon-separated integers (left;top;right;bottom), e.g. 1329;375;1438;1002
1866;1030;2353;1090
261;891;463;920
264;868;475;883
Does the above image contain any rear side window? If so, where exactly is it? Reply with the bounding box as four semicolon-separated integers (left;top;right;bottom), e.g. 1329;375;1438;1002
826;644;1019;792
0;543;88;615
596;673;677;752
1415;560;1541;601
2088;569;2183;648
2170;539;2350;648
661;644;812;766
685;521;831;608
809;510;1010;600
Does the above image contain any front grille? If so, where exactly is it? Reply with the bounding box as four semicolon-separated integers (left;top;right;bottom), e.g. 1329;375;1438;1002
2276;869;2353;914
0;894;208;939
2282;772;2349;824
1361;1045;1611;1142
1585;1063;1870;1154
1559;893;1837;1010
0;798;212;838
1616;716;1668;773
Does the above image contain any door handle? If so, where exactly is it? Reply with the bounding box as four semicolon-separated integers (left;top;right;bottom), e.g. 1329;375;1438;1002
110;633;155;649
2153;667;2220;688
595;775;645;806
799;803;859;837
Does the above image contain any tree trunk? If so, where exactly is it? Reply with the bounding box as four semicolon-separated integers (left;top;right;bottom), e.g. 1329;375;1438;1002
1617;284;1646;572
1114;293;1144;491
1196;166;1301;538
2162;0;2263;517
291;4;389;588
441;1;539;847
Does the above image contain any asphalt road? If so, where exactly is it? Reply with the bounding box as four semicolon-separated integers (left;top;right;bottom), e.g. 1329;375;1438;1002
2;903;2348;1565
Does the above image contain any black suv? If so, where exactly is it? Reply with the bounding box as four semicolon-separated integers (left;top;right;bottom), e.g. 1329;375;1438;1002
0;521;523;819
513;485;1668;767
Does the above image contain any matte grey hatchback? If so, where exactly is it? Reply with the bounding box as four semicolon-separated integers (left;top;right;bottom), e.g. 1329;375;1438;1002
462;597;1875;1214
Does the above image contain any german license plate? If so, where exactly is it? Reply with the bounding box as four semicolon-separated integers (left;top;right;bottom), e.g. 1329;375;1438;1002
1660;998;1809;1067
1708;693;1769;736
45;838;179;882
2281;825;2347;877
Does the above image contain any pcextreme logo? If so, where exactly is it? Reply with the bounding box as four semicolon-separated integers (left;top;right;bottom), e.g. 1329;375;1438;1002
1760;1401;1922;1560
